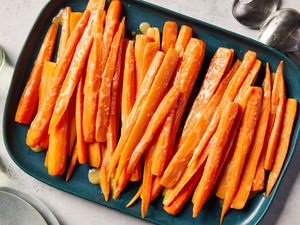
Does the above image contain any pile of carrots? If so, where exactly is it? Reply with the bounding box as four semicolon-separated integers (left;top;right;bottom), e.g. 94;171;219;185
15;0;297;223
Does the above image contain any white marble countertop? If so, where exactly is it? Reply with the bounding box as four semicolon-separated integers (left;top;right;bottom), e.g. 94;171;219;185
1;0;300;225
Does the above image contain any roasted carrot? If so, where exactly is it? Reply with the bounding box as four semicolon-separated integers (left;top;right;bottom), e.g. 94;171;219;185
126;187;142;208
192;102;240;217
130;161;142;182
141;144;156;218
181;48;234;142
26;11;91;147
102;0;122;72
44;150;49;168
135;34;151;93
252;155;266;192
231;64;271;209
266;98;297;197
108;51;165;179
76;76;88;164
15;22;59;125
164;163;204;216
96;18;125;142
107;29;125;153
66;143;78;181
56;7;71;62
147;27;160;45
48;112;69;176
234;60;261;103
86;0;105;12
39;136;49;150
220;87;263;224
121;40;136;130
113;49;180;193
141;42;160;79
162;21;178;53
175;25;193;57
49;15;94;132
70;12;83;33
83;9;104;142
265;61;286;170
68;94;77;156
88;142;101;168
100;144;110;201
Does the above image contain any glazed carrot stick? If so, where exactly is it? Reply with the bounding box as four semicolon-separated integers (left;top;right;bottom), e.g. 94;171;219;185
100;144;110;201
15;22;59;125
102;0;122;71
252;155;266;192
107;31;125;153
56;7;71;62
68;95;77;156
88;142;101;168
49;15;95;132
121;40;136;129
108;51;165;179
265;61;286;170
231;64;271;209
147;27;160;45
70;12;83;33
164;164;204;216
96;18;125;142
26;11;91;147
220;87;263;223
192;102;240;217
76;76;88;164
135;34;151;93
266;98;297;197
66;143;78;181
162;21;178;53
141;144;155;218
181;48;234;142
113;49;180;189
234;60;261;103
160;58;243;189
175;25;193;57
39;136;49;150
83;9;104;142
86;0;105;12
141;42;160;79
151;109;175;176
48;112;69;176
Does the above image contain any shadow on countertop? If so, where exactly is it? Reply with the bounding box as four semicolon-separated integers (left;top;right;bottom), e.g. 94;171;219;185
260;143;300;225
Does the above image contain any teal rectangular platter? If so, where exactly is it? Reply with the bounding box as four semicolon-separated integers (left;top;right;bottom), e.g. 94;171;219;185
3;1;300;225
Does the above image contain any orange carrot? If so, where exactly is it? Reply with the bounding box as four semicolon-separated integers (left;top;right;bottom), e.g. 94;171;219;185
162;21;178;53
102;0;122;71
26;11;91;147
265;61;286;170
108;51;165;179
49;14;95;132
70;12;83;33
100;144;110;201
231;64;271;209
135;34;151;93
15;22;59;125
220;87;263;223
130;161;142;182
96;18;125;142
141;42;160;79
66;143;78;181
192;102;240;217
56;7;71;62
88;142;101;168
107;29;125;153
113;49;180;193
126;187;142;208
83;9;104;142
68;94;77;156
252;155;266;192
48;112;69;176
44;150;49;168
86;0;105;12
164;164;205;216
76;76;88;164
121;40;136;129
175;25;193;57
39;136;49;150
147;27;160;45
181;48;234;142
266;98;297;197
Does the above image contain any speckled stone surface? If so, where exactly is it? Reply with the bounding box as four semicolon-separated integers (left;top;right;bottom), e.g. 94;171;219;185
0;1;300;225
